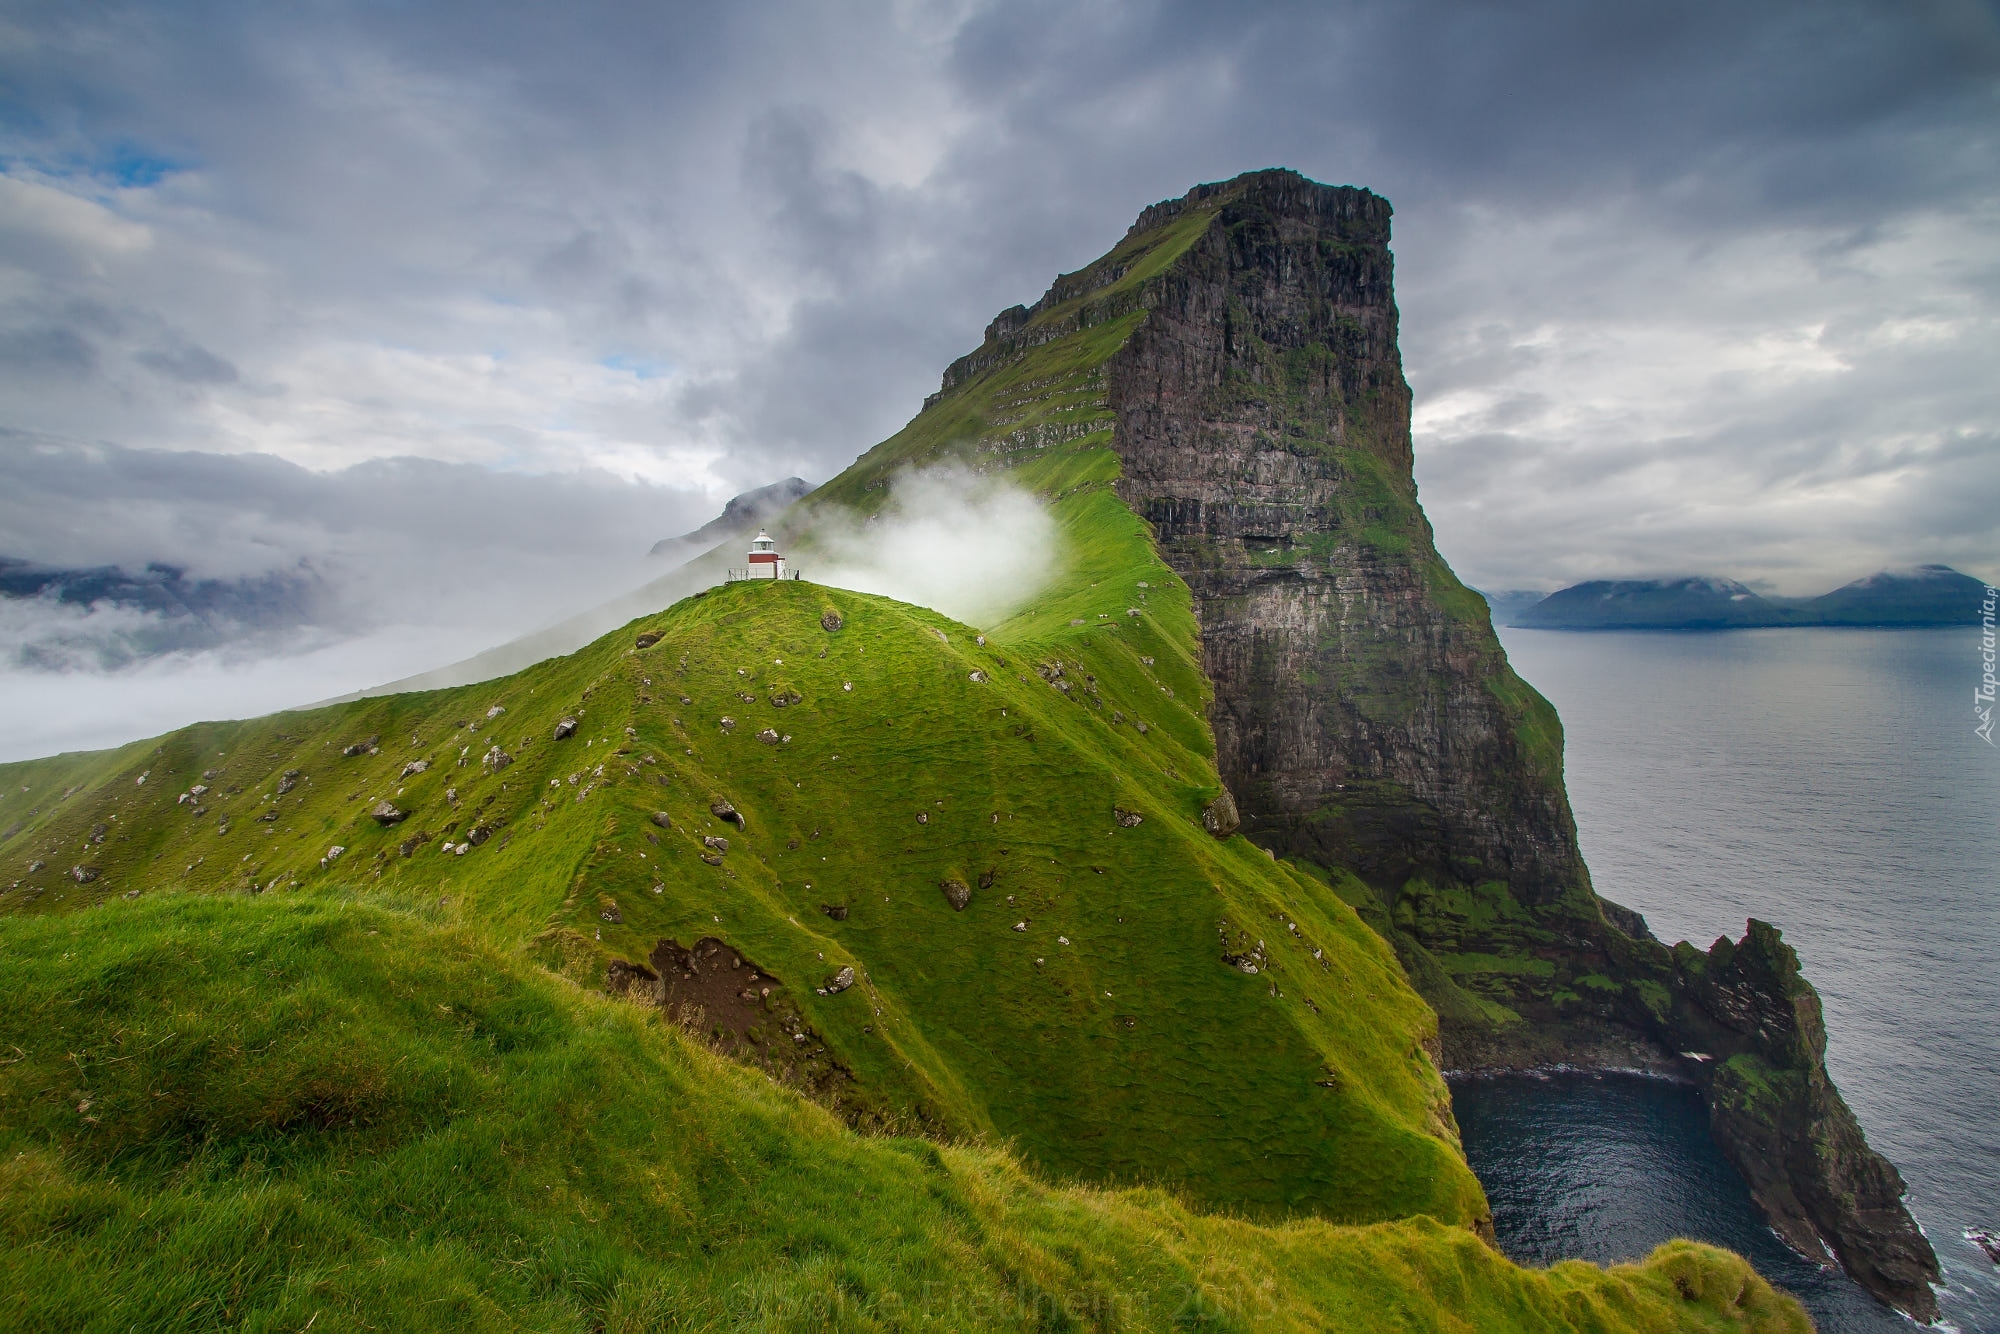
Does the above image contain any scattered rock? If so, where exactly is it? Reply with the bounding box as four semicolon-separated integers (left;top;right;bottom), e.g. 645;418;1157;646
821;903;848;920
69;864;99;884
821;965;855;994
635;631;662;649
342;735;379;757
370;800;408;826
1968;1229;2000;1266
842;681;853;692
486;705;506;719
322;845;345;866
1202;789;1241;839
756;728;781;744
27;859;45;873
719;716;736;732
399;831;434;858
1127;608;1141;617
702;835;729;854
1012;921;1028;932
1141;656;1155;666
821;609;844;632
400;759;430;779
940;879;972;911
122;888;141;900
975;634;986;646
710;800;744;829
915;811;929;825
554;718;578;740
700;853;724;867
482;746;513;774
1114;808;1143;827
465;824;493;846
600;901;623;924
189;784;209;798
276;769;302;795
969;670;986;683
769;690;802;707
1069;618;1085;626
978;869;996;890
650;810;673;829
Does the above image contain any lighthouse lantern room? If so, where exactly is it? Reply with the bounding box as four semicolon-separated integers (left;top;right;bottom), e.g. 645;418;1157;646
746;529;785;579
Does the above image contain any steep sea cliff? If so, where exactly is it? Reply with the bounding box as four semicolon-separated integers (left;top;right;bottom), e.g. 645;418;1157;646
1043;169;1940;1319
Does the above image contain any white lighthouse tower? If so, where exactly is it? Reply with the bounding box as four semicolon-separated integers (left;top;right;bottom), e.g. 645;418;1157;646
746;529;785;579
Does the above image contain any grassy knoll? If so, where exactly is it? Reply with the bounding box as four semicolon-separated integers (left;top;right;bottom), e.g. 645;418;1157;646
0;892;1808;1333
1;574;1480;1229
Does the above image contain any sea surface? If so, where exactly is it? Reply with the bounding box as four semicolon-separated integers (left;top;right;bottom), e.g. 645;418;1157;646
1455;626;2000;1332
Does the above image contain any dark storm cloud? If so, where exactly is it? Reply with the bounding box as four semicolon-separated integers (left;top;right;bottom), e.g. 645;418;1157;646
0;0;1995;753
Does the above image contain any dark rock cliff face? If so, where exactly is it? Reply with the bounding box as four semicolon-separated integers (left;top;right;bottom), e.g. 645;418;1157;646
1080;169;1938;1320
1103;173;1585;909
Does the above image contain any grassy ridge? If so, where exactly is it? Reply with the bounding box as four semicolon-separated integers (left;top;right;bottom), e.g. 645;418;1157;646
1;573;1482;1228
0;893;1808;1333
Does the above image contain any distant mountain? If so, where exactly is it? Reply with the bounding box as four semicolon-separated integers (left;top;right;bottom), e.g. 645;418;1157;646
647;476;812;560
1509;565;1989;630
1512;576;1782;630
0;556;328;667
1804;564;1990;626
1473;588;1557;625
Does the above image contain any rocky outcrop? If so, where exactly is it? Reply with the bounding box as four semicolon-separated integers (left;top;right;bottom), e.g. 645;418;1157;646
1668;923;1939;1319
1024;168;1941;1319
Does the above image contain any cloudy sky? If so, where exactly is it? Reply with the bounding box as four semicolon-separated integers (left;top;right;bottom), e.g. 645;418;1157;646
1;0;1996;753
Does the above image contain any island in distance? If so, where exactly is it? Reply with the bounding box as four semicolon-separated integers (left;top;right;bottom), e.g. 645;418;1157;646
1487;564;1991;630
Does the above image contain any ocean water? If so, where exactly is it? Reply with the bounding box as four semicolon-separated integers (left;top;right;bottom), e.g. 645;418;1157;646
1456;626;2000;1332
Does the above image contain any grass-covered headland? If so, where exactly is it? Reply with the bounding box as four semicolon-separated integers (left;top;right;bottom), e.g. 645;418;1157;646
0;170;1814;1331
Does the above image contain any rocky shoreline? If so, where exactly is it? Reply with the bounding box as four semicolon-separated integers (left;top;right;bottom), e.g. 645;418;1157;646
1440;927;1944;1323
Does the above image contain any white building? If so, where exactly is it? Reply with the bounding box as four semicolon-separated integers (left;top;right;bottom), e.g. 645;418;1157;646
746;529;785;579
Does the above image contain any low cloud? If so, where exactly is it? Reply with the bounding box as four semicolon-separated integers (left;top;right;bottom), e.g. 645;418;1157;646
807;467;1059;627
0;623;483;763
0;439;729;757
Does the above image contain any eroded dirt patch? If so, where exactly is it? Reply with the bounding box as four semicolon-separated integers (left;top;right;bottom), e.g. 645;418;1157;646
608;936;896;1128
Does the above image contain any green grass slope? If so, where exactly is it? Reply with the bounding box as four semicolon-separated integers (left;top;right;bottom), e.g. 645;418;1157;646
0;891;1808;1332
1;575;1478;1228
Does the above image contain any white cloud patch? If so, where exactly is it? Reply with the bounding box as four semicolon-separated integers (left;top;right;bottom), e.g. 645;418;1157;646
808;467;1059;627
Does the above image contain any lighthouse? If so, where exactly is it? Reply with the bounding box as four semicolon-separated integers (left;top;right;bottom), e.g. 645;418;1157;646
746;529;785;579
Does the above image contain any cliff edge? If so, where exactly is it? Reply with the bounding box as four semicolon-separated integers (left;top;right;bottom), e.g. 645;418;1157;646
1062;168;1938;1319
